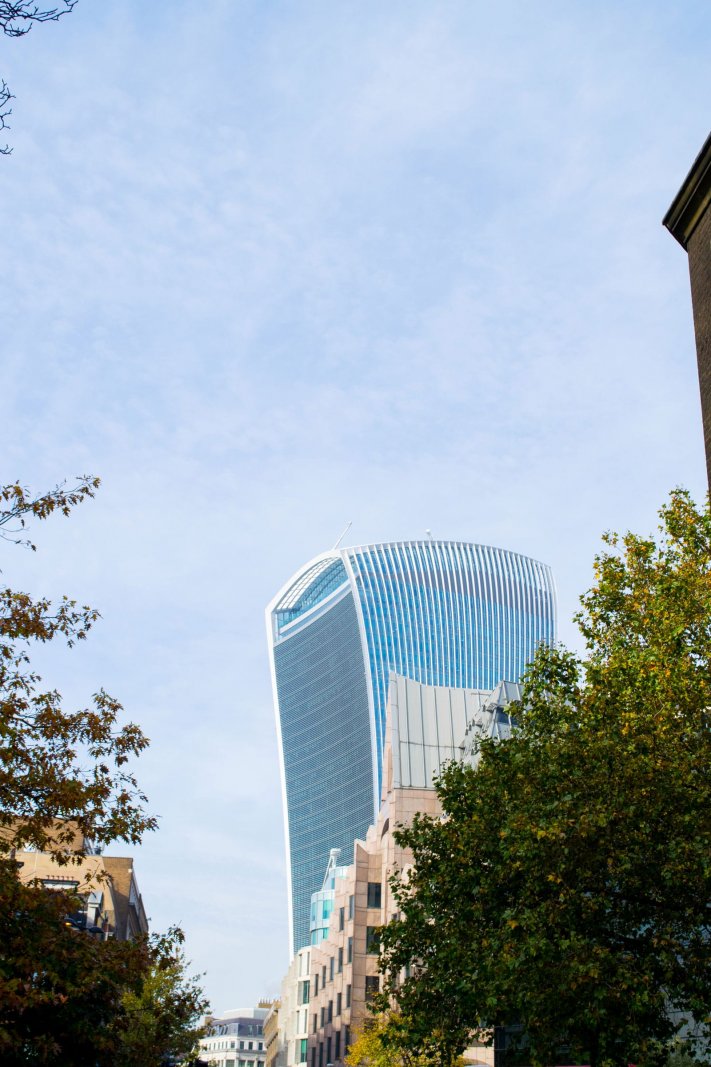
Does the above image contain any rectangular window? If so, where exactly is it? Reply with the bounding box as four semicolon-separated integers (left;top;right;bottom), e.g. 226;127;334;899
300;979;310;1005
338;906;344;931
336;992;342;1017
366;926;379;954
367;882;382;909
318;1043;323;1067
326;1037;332;1066
322;965;326;986
314;974;319;996
311;1048;316;1067
300;1038;308;1062
312;1014;317;1035
347;936;353;963
335;1031;341;1061
337;946;343;973
327;1000;333;1024
365;975;379;1002
320;1007;325;1028
344;1025;350;1052
329;957;334;982
346;984;351;1009
348;894;354;920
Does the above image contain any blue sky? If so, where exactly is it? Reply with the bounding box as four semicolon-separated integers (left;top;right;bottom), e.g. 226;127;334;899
2;0;709;1011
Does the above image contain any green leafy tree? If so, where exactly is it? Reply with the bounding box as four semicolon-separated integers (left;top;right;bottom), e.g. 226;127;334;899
346;1010;465;1067
114;926;209;1067
380;491;711;1067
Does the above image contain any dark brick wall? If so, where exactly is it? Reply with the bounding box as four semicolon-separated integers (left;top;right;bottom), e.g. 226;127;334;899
687;205;711;492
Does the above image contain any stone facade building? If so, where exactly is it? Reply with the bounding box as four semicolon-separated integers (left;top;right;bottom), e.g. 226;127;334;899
306;674;511;1067
11;823;148;940
664;131;711;489
199;1006;268;1067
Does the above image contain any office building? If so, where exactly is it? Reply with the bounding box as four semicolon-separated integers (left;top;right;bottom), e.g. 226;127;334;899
307;673;515;1067
277;947;312;1067
267;540;555;953
663;131;711;489
199;1006;268;1067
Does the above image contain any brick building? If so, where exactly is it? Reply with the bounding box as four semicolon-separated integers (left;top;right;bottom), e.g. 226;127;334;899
663;131;711;489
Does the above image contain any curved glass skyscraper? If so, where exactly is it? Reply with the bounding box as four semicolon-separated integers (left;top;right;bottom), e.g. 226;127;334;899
267;540;556;953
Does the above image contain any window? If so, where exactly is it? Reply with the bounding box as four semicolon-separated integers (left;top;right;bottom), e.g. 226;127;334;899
327;1000;333;1024
367;882;382;909
338;906;344;931
326;1037;332;1066
318;1042;324;1067
336;992;342;1016
248;1042;253;1050
320;1007;325;1028
344;1025;350;1051
366;926;379;954
312;1014;317;1034
311;1048;316;1067
348;894;354;920
337;946;343;973
365;975;379;1002
335;1032;341;1060
322;965;326;986
347;936;353;963
240;1042;245;1050
300;979;310;1004
329;957;334;982
299;1037;308;1063
314;975;319;995
346;984;351;1009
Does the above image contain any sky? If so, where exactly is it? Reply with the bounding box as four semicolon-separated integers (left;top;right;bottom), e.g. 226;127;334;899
2;0;709;1013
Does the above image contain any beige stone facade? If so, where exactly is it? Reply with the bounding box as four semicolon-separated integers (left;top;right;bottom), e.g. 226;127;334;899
304;674;505;1067
13;836;148;941
264;1001;285;1067
279;947;311;1067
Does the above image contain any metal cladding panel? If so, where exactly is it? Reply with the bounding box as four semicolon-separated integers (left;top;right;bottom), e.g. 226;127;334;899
273;591;372;952
389;674;491;790
347;542;556;789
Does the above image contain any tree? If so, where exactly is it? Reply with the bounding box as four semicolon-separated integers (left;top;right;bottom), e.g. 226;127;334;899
346;1011;465;1067
113;926;209;1067
0;853;149;1066
0;477;159;1061
0;477;156;860
1;2;77;153
379;491;711;1067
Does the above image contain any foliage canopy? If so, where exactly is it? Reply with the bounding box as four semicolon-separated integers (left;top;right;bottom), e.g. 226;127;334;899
0;477;208;1064
379;490;711;1067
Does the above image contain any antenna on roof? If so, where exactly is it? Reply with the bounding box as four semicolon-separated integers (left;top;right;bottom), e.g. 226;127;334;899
332;520;352;551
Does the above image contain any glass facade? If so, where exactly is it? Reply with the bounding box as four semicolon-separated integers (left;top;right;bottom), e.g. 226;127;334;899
268;540;556;954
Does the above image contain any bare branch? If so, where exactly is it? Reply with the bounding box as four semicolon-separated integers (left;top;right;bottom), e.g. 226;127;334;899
0;1;77;37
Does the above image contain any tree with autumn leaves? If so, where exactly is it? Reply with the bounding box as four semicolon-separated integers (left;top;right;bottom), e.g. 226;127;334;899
376;490;711;1067
0;477;208;1065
